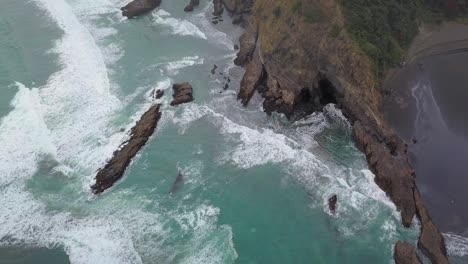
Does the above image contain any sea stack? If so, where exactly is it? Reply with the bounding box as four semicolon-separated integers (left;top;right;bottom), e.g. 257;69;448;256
171;82;194;106
121;0;162;18
91;104;162;194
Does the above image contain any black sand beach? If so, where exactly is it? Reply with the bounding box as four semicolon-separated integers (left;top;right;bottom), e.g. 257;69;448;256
384;23;468;236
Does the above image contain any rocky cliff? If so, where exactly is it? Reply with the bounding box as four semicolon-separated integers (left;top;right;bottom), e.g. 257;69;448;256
224;0;449;263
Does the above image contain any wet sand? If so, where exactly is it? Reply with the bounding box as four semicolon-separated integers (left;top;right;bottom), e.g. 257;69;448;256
384;23;468;236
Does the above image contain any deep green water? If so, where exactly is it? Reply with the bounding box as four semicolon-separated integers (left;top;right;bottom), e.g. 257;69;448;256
0;1;465;263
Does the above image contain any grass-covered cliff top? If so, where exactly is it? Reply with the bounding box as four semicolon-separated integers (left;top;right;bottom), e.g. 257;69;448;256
339;0;468;78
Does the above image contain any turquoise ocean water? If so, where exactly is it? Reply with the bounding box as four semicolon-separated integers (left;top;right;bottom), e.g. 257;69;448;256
0;1;466;263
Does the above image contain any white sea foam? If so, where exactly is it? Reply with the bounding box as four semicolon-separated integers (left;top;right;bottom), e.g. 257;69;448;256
165;56;204;76
0;0;147;262
189;3;241;50
152;9;207;40
445;233;468;257
32;0;122;175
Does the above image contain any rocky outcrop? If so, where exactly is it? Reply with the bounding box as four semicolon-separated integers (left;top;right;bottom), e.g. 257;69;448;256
171;82;194;106
91;104;162;194
234;21;258;67
328;195;337;214
184;0;199;12
237;49;263;106
228;0;449;262
394;241;422;264
415;189;449;264
213;0;224;16
121;0;161;18
353;121;416;227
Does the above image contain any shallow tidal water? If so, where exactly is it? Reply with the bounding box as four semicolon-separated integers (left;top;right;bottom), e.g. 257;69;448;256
0;1;466;263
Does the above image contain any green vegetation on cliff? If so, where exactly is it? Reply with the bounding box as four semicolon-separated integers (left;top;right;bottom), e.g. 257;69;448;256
339;0;466;78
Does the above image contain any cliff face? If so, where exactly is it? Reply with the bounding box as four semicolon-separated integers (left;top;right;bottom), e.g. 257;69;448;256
225;0;449;263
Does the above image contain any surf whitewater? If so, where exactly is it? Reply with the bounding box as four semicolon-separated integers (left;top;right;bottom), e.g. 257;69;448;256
0;0;466;263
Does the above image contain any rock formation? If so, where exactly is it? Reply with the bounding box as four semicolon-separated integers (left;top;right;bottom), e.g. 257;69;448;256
414;189;449;264
121;0;161;18
184;0;200;12
213;0;224;16
171;82;194;106
394;241;422;264
328;195;337;214
170;171;184;195
91;104;162;194
223;0;449;262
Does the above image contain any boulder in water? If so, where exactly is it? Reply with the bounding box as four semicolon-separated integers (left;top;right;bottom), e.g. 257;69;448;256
171;82;194;106
121;0;162;18
170;171;184;195
91;104;162;194
328;195;337;214
184;0;200;12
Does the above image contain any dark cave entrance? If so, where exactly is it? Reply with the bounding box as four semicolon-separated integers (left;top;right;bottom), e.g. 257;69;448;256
318;78;338;106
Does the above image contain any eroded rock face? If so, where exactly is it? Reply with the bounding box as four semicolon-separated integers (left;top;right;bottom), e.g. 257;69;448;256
238;49;263;106
184;0;200;12
414;189;449;264
234;21;258;66
171;82;194;106
394;241;422;264
121;0;161;18
91;104;162;194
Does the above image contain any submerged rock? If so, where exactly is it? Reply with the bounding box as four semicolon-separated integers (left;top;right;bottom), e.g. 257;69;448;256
394;241;422;264
184;0;199;12
92;104;162;194
171;82;194;106
121;0;161;18
328;195;337;214
170;171;184;195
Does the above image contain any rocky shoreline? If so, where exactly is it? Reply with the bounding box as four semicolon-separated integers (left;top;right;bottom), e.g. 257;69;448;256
223;0;449;263
111;0;450;262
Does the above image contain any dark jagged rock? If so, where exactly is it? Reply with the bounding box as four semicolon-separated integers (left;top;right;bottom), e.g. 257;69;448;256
414;189;449;264
150;89;164;100
120;0;161;18
171;82;194;106
91;104;162;194
394;241;422;264
223;83;229;90
184;0;199;12
234;44;239;50
213;0;224;16
328;195;337;214
155;89;164;99
170;171;184;195
211;64;218;74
